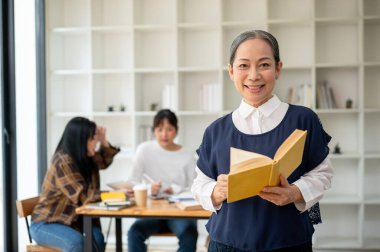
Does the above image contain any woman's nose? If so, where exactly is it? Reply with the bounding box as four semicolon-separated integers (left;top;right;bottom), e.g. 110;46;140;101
248;67;260;80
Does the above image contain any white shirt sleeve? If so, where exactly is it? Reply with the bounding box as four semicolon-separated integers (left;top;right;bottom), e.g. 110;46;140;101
292;156;334;212
191;166;222;213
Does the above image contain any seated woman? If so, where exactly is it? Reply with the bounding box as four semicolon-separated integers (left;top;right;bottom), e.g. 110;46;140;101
30;117;120;252
128;109;198;252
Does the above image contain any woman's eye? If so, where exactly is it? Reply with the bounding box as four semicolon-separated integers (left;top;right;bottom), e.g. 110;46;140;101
259;63;270;68
238;64;248;68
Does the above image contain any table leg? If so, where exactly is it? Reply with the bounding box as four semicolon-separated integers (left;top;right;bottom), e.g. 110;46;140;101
116;218;122;252
83;215;93;251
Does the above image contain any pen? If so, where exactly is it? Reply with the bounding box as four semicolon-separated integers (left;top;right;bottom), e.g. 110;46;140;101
143;173;155;184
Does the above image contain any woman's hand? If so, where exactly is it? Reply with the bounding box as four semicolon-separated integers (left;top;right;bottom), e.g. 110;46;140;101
258;175;304;206
96;126;109;148
211;174;228;206
151;181;162;195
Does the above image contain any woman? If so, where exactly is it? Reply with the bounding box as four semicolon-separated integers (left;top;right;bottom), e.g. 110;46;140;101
128;109;198;252
30;117;119;252
191;30;333;252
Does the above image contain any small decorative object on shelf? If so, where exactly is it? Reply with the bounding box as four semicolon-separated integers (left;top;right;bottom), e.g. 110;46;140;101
150;103;158;111
108;105;114;112
346;99;353;109
333;143;342;154
120;104;126;112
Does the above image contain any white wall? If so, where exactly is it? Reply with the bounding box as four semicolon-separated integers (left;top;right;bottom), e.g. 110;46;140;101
14;0;38;250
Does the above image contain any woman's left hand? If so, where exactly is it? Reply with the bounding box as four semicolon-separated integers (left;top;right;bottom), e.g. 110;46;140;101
258;175;304;206
97;126;109;148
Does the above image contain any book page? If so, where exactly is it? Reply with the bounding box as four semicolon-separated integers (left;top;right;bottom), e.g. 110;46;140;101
230;147;272;170
230;157;273;173
273;129;307;178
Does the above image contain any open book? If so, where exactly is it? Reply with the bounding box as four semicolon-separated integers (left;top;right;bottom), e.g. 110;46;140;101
227;129;307;203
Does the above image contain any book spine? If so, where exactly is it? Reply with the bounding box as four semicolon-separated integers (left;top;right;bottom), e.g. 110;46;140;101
268;161;280;186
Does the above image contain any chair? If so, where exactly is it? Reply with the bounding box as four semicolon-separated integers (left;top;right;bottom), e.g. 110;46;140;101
15;196;61;252
147;231;177;251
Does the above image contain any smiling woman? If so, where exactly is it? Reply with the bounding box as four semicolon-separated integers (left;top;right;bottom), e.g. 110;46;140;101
191;30;334;252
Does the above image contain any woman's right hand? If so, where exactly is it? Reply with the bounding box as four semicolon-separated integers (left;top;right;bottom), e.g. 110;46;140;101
211;174;228;206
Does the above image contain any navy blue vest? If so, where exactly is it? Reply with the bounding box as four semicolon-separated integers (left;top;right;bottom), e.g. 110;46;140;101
197;105;331;251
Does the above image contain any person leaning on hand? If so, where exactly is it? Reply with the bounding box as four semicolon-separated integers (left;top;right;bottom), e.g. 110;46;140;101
191;30;333;252
30;117;120;252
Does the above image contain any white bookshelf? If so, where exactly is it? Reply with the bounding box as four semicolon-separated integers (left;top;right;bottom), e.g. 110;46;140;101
45;0;380;250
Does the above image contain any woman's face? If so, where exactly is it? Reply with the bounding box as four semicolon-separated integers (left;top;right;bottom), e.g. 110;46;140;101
154;118;177;149
228;38;282;107
87;133;99;157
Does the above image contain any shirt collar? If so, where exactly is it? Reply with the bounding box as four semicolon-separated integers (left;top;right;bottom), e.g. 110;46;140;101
238;95;281;119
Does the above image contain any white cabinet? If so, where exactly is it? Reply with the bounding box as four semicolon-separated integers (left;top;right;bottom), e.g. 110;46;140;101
45;0;380;250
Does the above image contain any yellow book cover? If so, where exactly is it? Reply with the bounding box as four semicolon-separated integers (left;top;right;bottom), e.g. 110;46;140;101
227;129;307;203
100;191;126;202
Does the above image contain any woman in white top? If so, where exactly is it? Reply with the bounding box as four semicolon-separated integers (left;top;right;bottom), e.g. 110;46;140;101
128;109;198;252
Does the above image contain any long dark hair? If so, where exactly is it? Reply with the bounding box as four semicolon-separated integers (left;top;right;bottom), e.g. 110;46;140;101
55;117;97;183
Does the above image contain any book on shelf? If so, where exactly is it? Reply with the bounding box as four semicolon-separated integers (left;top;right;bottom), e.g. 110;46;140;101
175;200;203;211
317;81;337;109
161;84;175;110
227;129;307;203
287;83;312;108
200;83;220;112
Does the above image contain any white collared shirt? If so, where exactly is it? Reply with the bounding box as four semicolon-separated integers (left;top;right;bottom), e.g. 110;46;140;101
191;95;333;213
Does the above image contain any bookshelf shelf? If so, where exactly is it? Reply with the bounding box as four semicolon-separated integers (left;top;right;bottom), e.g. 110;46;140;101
45;0;380;250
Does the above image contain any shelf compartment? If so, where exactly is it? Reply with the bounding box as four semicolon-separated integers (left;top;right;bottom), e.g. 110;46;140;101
318;113;359;154
273;68;313;108
178;115;219;151
222;71;242;112
222;0;266;24
268;24;313;67
134;0;175;26
315;0;358;19
363;205;380;248
268;0;313;21
314;204;361;248
364;159;380;202
364;113;380;154
316;67;359;109
326;159;361;199
178;28;220;68
178;71;220;112
91;30;132;70
134;30;175;68
364;66;380;109
50;75;91;113
134;72;175;112
91;0;132;26
364;0;380;18
92;73;133;113
50;32;91;71
316;22;359;65
47;0;90;29
178;0;220;24
135;115;155;145
364;19;380;63
93;116;133;148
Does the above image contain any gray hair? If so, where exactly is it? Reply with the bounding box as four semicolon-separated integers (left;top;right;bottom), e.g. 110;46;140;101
229;30;280;66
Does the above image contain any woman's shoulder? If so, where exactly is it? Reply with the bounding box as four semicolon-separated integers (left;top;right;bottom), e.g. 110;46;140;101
288;104;318;119
136;140;157;153
205;113;232;133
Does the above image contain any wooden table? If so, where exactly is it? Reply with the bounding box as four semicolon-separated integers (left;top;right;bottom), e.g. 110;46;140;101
76;199;211;252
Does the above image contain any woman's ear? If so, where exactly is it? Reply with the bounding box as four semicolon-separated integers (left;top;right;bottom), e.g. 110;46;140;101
275;61;283;80
228;64;234;81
